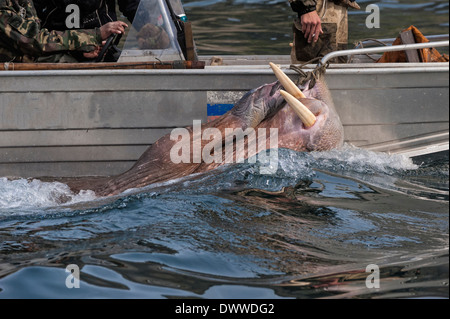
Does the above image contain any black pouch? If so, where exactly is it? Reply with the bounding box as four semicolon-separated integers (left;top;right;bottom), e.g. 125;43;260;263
293;19;338;62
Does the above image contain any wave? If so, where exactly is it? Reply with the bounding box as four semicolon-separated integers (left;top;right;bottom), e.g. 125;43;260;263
0;178;97;215
0;145;422;213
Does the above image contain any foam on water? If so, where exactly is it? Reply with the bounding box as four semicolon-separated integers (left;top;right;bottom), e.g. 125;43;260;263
125;145;422;200
242;144;419;190
310;144;418;173
0;145;422;211
0;177;97;211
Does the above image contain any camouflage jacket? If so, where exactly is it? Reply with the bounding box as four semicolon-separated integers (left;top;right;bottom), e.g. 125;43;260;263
0;0;102;62
289;0;359;16
289;0;318;16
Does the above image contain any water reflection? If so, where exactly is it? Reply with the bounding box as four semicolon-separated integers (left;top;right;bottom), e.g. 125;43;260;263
180;0;449;55
0;147;448;298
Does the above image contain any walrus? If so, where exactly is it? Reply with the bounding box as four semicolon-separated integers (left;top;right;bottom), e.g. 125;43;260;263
63;64;344;197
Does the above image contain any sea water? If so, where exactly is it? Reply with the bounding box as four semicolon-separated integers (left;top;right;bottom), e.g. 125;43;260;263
0;146;448;298
181;0;449;55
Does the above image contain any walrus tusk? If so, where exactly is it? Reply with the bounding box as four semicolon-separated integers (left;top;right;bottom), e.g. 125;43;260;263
280;90;316;128
269;62;306;99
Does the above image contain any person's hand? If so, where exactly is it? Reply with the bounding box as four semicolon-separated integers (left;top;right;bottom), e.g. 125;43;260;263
100;21;128;40
83;46;101;59
301;11;323;43
82;41;107;59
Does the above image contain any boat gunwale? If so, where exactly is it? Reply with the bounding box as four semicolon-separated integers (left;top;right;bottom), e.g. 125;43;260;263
0;62;448;77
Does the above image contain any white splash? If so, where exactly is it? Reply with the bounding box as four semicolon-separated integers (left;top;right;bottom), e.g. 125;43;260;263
310;144;419;173
0;145;419;211
0;177;97;209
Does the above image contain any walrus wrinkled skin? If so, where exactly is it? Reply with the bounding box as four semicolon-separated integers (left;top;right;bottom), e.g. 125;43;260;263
65;79;344;196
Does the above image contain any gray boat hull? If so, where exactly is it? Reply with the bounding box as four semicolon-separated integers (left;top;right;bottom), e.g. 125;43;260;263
0;59;448;177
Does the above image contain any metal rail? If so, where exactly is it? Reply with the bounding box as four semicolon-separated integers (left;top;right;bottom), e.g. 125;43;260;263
358;34;449;46
321;40;449;65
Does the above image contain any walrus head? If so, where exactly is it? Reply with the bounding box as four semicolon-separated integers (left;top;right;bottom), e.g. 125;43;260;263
229;63;344;152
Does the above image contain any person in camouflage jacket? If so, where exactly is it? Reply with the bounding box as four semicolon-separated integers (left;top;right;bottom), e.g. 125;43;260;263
288;0;360;63
0;0;128;62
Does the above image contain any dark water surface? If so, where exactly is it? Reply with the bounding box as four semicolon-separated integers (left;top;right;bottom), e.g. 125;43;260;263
182;0;449;55
0;147;448;299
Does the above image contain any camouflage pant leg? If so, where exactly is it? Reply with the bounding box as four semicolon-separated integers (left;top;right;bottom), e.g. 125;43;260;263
317;0;348;49
291;0;349;64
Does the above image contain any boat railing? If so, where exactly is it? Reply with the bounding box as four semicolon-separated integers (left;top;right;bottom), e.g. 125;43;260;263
321;40;449;65
357;34;449;47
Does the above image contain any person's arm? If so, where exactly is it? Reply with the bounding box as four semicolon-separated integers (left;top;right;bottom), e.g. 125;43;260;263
40;21;127;56
289;0;317;16
0;2;126;59
289;0;322;43
2;9;102;55
118;0;140;23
